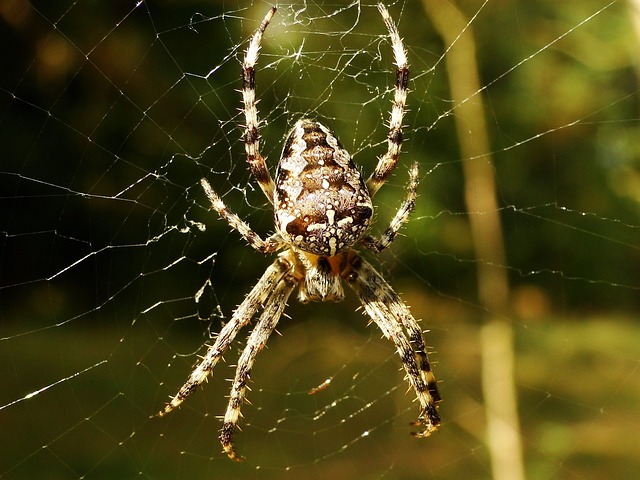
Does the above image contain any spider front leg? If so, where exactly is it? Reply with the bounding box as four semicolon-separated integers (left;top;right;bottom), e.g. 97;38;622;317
220;269;296;461
159;256;291;417
242;6;277;202
368;3;409;197
346;254;441;437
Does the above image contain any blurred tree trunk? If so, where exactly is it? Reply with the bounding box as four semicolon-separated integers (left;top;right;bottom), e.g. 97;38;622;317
420;2;526;480
629;0;640;90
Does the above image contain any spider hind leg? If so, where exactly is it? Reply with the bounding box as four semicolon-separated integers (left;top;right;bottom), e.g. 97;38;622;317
158;257;291;417
345;254;441;437
367;3;410;197
242;6;277;202
219;269;296;461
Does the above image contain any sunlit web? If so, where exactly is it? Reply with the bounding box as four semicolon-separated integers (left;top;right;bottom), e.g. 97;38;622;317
1;1;639;479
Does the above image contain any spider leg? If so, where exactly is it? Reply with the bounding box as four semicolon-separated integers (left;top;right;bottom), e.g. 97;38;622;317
201;178;284;253
345;254;441;437
367;3;409;197
220;270;296;461
159;256;292;417
242;7;277;202
360;161;418;254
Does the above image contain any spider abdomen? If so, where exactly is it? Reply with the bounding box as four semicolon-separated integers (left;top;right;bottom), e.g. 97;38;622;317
274;119;373;256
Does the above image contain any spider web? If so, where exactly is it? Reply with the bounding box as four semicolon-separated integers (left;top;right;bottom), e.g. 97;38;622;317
1;0;639;479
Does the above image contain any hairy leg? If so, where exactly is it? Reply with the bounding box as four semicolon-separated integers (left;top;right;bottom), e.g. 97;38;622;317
360;162;419;254
201;178;284;253
346;254;441;437
159;256;291;416
220;271;296;460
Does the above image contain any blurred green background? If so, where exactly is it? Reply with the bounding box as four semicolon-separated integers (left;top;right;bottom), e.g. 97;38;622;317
1;0;639;479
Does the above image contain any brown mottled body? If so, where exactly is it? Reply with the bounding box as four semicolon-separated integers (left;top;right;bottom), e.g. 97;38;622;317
275;119;373;258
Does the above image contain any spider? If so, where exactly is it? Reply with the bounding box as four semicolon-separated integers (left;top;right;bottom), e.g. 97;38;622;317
159;3;441;461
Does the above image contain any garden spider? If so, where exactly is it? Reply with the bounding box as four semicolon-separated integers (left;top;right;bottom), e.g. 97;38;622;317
159;3;441;461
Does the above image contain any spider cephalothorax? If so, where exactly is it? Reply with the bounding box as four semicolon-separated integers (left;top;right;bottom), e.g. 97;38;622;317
159;3;441;461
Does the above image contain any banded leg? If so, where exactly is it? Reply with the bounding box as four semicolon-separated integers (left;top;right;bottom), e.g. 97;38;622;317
201;178;284;253
346;254;441;437
360;161;419;254
242;7;277;202
368;3;409;197
159;256;292;416
220;272;296;461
